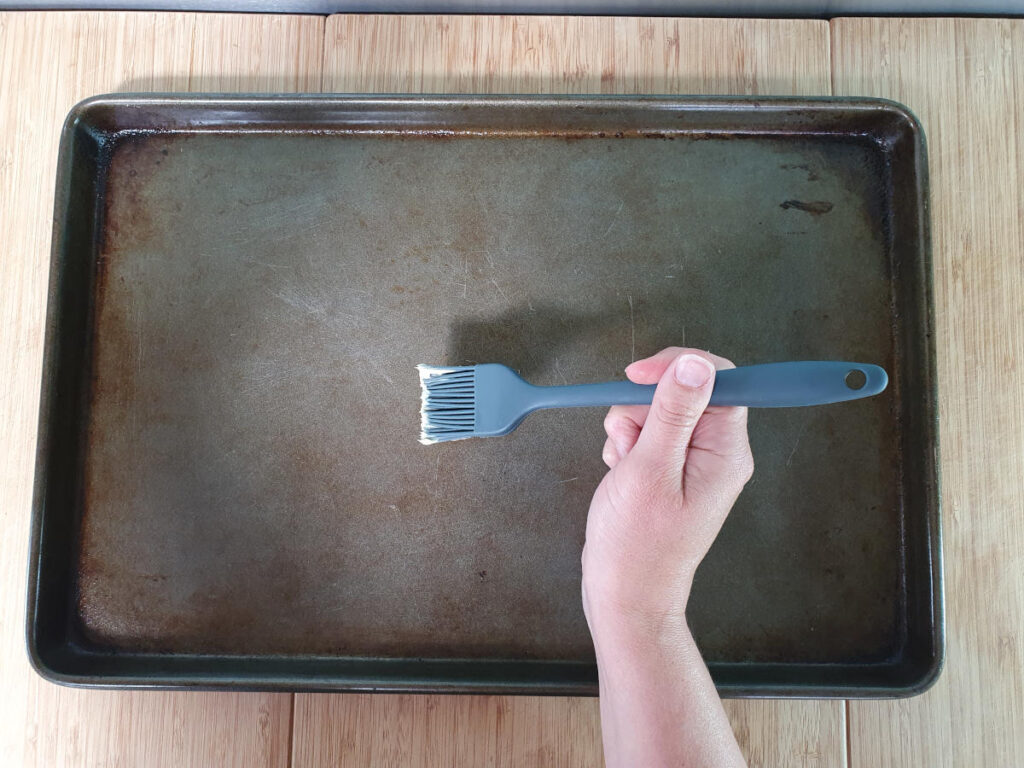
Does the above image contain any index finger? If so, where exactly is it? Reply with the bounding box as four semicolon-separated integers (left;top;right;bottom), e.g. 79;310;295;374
626;347;736;385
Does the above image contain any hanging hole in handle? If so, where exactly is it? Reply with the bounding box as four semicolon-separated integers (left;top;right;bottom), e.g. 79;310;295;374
845;369;867;390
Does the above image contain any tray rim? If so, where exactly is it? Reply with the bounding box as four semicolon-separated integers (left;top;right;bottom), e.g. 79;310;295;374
26;92;943;698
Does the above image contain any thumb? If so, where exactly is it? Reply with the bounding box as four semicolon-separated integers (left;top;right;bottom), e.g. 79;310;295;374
627;353;716;487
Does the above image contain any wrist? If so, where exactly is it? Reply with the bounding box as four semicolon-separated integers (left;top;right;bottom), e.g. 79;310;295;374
582;573;694;655
587;601;700;680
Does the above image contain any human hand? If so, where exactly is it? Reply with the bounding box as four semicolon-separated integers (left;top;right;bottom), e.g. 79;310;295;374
582;347;754;643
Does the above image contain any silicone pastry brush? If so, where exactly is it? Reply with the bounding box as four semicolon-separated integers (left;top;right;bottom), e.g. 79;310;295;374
416;361;887;445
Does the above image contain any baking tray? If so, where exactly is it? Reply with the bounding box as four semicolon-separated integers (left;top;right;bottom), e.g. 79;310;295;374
28;95;942;696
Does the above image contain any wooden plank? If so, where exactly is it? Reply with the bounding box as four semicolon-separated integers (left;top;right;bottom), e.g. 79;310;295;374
0;11;323;768
325;15;831;95
305;14;846;768
831;17;1024;768
294;695;847;768
294;694;602;767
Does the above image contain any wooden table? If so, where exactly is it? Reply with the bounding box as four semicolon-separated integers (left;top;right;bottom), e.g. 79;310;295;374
1;12;1021;767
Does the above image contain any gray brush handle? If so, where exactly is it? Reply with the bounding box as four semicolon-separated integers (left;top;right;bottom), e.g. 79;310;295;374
529;361;888;409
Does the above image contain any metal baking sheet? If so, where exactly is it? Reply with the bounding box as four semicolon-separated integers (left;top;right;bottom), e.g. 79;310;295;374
28;95;942;696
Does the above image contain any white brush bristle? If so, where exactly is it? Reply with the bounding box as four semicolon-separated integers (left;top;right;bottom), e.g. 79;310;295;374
416;365;476;444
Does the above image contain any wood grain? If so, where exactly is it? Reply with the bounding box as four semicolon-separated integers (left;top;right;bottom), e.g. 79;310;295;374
0;11;322;768
305;14;846;768
291;696;847;768
831;17;1024;768
293;694;603;767
325;14;830;95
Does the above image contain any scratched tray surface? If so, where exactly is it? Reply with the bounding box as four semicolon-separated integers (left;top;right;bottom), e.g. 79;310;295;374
29;96;940;696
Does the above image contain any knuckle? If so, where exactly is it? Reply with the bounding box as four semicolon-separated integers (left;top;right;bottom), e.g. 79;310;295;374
603;410;623;435
712;442;754;490
602;442;618;468
721;404;748;426
651;399;701;431
737;449;755;483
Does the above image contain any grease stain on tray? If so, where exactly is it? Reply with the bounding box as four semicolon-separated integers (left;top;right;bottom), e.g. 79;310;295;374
780;199;835;215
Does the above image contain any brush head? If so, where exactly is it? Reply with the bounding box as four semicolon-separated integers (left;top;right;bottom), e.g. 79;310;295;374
417;365;477;444
417;363;535;444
